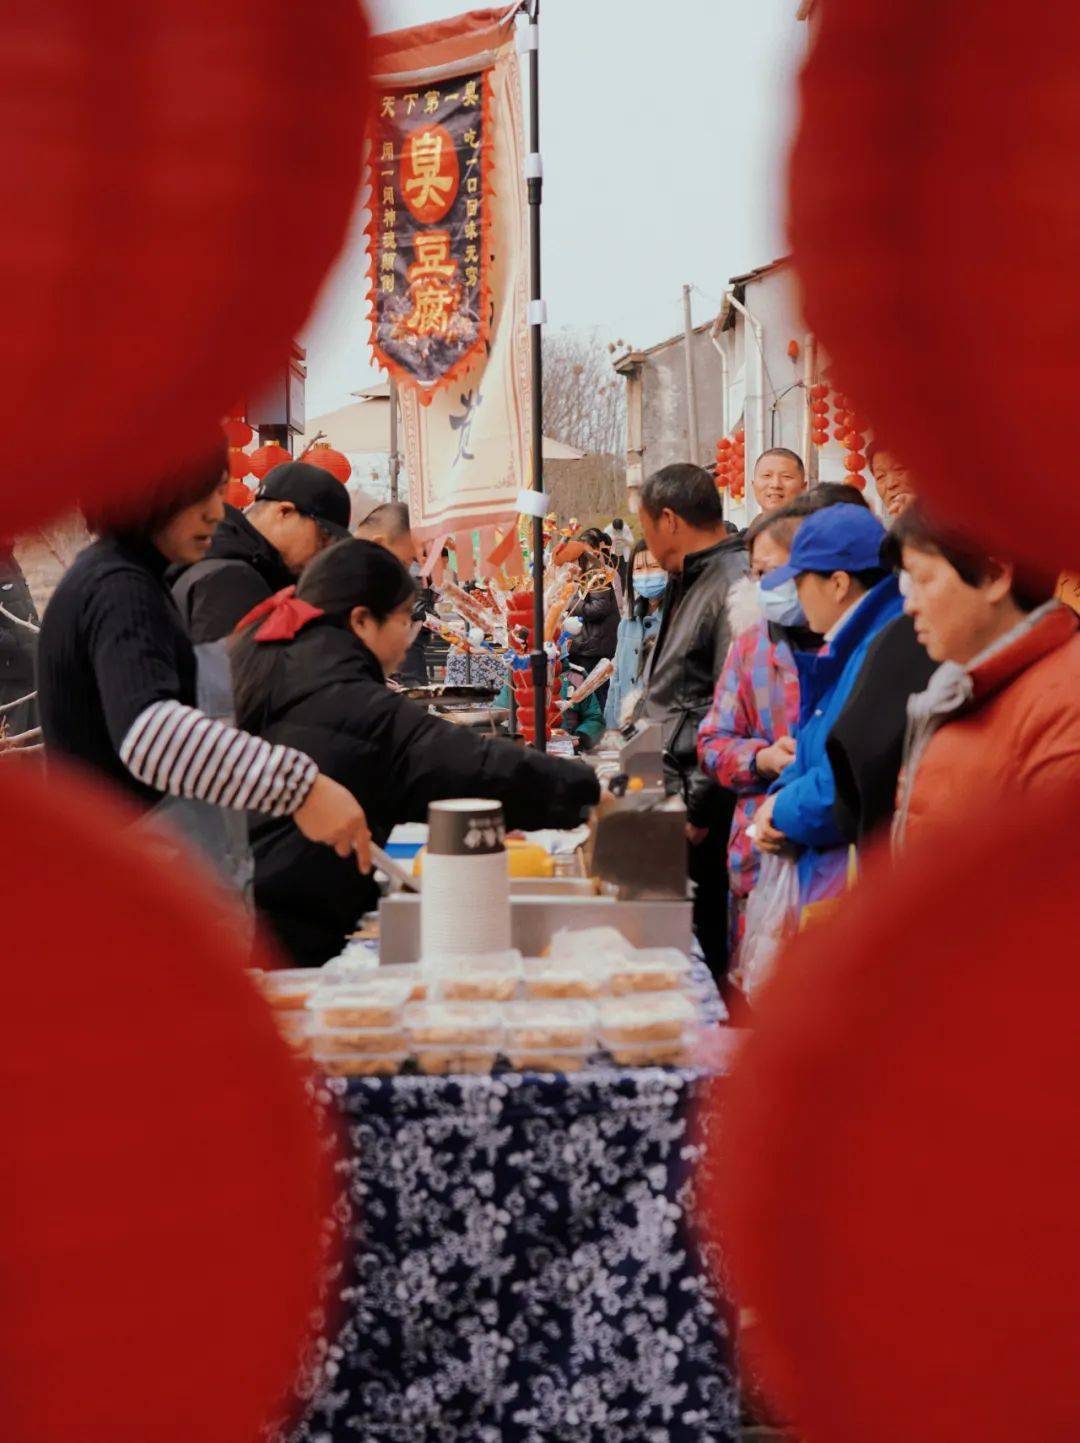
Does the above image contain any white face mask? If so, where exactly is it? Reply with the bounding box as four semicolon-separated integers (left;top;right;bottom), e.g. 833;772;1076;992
757;576;805;627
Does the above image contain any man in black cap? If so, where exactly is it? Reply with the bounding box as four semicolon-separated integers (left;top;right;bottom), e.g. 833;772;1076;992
171;461;352;643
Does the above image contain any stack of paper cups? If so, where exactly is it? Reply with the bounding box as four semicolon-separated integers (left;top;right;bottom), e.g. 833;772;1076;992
420;799;512;963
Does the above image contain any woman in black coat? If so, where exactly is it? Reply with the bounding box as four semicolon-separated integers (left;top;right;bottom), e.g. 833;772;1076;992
231;539;602;966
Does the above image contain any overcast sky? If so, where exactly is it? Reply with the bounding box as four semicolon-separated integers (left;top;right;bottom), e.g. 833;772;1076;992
303;0;807;417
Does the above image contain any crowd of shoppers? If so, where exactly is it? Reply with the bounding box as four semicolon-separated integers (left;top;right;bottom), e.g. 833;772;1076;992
21;434;1080;992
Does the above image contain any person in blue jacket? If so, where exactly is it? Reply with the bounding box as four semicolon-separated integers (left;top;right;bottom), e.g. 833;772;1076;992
752;504;902;913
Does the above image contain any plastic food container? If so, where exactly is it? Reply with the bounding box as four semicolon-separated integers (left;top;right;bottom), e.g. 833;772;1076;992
312;1025;408;1056
502;1000;596;1051
425;952;523;1002
272;1010;313;1050
405;1001;503;1049
598;993;696;1046
256;969;321;1012
319;949;379;985
414;1049;498;1075
308;976;413;1029
607;1033;694;1068
311;1047;407;1078
371;962;427;1002
608;949;692;996
523;956;612;1000
548;925;633;961
506;1048;590;1073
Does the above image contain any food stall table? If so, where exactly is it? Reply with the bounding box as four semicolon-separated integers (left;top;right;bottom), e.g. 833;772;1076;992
284;1042;738;1443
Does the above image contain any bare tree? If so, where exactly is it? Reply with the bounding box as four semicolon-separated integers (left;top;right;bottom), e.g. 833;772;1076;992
542;330;627;484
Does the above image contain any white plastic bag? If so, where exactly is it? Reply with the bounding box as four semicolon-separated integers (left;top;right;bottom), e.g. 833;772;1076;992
738;852;800;1001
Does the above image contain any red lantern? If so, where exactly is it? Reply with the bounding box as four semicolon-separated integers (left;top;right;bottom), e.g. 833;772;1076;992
844;430;865;449
810;383;829;400
844;452;867;472
789;0;1080;567
703;784;1080;1443
222;418;253;448
847;472;867;490
225;479;254;508
811;429;829;447
717;437;732;454
811;399;829;415
787;339;800;360
832;394;849;412
302;441;352;484
0;762;333;1443
848;414;871;434
227;447;252;479
249;442;293;480
833;427;849;442
0;0;373;539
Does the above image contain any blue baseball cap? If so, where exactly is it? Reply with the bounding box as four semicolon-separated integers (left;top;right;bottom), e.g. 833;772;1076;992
761;503;887;591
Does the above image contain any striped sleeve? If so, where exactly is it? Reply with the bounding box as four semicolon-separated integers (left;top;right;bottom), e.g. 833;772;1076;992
118;700;317;817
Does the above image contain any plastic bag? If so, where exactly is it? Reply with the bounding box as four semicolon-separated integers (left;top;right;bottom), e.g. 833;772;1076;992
738;852;801;1001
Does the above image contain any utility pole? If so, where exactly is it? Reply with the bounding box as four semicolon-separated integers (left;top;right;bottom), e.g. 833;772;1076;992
682;283;700;465
388;378;400;503
525;0;547;751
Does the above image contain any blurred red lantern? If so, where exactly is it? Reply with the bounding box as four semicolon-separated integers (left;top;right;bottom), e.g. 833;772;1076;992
0;762;333;1443
833;410;850;429
848;472;867;490
833;427;849;442
227;447;253;479
844;430;865;448
810;382;829;400
811;429;829;446
844;452;867;471
717;437;732;454
810;399;829;415
848;414;871;434
832;393;849;412
789;0;1080;567
787;339;800;359
704;784;1080;1443
249;442;293;480
302;441;352;484
225;479;254;508
0;0;373;538
222;418;253;448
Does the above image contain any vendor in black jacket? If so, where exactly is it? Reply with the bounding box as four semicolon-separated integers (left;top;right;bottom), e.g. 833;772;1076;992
171;462;352;642
636;463;748;982
231;538;602;966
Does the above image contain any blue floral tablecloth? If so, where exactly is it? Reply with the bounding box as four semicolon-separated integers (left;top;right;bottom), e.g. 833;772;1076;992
282;1059;737;1443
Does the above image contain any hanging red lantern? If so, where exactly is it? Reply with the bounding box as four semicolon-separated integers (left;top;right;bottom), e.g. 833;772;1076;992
227;447;253;480
0;0;373;539
844;452;867;472
225;479;254;509
810;383;829;400
832;394;849;412
787;339;801;360
249;442;293;480
833;427;849;442
811;429;829;447
848;472;867;490
302;441;352;484
810;399;829;416
844;430;865;449
717;437;732;455
0;762;333;1443
222;418;254;449
789;0;1080;567
848;414;871;434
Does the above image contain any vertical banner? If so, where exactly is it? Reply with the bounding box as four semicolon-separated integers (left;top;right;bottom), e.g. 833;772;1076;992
366;7;529;542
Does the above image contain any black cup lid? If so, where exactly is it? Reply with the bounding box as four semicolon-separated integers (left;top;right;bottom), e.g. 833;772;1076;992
427;799;506;856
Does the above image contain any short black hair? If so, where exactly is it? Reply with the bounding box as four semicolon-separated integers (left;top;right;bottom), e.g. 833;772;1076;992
791;482;871;513
639;463;724;529
882;505;1056;612
754;446;805;478
357;500;411;539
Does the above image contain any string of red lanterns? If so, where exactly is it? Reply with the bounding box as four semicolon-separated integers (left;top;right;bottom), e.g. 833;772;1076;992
806;383;869;490
714;430;747;504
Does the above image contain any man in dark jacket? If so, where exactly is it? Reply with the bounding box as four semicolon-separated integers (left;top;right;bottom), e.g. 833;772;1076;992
171;461;351;641
567;530;620;709
637;463;749;982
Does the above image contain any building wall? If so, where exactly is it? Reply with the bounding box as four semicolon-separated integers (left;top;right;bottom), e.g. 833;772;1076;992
636;326;729;483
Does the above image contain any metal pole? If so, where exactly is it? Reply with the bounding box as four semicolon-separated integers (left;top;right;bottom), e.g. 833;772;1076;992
525;0;547;751
682;284;700;465
388;378;401;503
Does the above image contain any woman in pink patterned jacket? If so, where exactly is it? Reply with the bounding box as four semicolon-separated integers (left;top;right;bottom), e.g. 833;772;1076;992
697;510;809;957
